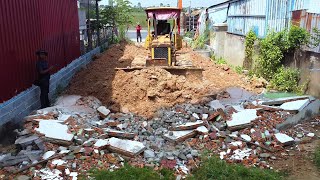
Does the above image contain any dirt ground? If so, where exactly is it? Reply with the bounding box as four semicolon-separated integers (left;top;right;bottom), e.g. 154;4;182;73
66;42;261;118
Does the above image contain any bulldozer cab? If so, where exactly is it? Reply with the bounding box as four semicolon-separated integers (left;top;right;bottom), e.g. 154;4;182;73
144;7;183;66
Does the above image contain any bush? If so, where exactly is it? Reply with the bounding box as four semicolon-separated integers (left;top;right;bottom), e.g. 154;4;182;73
89;164;175;180
315;144;320;169
269;67;300;92
188;157;283;180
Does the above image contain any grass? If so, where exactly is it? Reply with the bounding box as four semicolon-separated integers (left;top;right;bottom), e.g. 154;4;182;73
89;164;175;180
89;157;283;180
263;92;298;99
188;157;283;180
315;144;320;169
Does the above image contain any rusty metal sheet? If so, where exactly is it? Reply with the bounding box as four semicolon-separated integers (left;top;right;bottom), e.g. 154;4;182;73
0;0;80;102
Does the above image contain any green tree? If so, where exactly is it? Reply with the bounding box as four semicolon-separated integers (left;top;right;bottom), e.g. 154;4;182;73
160;3;164;7
100;0;133;40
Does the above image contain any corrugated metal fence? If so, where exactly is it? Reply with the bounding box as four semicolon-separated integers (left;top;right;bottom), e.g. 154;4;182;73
292;10;320;53
0;0;80;102
227;0;319;37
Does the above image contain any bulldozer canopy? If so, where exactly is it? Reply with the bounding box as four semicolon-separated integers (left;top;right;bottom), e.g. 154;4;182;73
145;7;181;20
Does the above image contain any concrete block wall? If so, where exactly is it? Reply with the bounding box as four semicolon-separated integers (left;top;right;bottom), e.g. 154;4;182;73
0;46;101;127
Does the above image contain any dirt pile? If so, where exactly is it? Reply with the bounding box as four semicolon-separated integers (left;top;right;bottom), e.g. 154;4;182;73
111;67;206;117
67;42;261;118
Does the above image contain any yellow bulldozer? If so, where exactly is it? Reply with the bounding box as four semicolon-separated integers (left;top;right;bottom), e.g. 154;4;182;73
117;6;203;78
144;7;183;66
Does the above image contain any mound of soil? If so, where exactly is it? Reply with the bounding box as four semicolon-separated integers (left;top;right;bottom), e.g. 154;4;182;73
66;42;261;118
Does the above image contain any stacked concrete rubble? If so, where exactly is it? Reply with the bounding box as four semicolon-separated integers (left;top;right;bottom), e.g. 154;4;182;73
0;88;320;179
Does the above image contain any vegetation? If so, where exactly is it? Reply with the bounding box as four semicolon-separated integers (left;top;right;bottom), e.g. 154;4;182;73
100;0;133;41
244;29;257;69
268;67;301;92
251;25;310;93
192;28;210;49
89;164;174;180
188;157;283;180
315;144;320;169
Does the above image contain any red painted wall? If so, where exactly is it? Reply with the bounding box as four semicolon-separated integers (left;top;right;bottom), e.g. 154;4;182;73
0;0;80;102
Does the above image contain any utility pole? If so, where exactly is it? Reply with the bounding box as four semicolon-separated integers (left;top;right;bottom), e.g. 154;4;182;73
96;0;101;46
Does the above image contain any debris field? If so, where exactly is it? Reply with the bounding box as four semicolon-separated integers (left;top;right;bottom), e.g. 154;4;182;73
1;89;319;179
0;43;319;179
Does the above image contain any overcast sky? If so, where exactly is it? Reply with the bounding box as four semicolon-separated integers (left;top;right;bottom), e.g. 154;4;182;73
100;0;220;8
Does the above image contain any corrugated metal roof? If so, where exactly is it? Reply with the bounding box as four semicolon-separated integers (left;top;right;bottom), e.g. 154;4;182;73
0;0;80;102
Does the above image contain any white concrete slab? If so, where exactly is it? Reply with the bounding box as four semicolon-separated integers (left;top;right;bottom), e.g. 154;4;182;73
280;99;310;111
196;126;209;134
35;121;74;142
275;133;294;144
227;109;258;127
108;137;146;157
42;151;55;160
240;134;252;142
163;130;196;142
94;139;109;148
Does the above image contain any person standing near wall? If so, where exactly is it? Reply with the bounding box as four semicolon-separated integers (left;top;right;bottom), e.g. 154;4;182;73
136;23;142;42
35;50;53;108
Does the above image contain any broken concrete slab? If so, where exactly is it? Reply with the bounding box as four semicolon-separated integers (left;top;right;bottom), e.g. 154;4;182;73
163;130;197;143
103;128;136;139
97;106;111;119
55;95;82;107
15;135;39;147
94;139;109;149
169;120;204;131
280;99;310;112
277;100;320;130
196;126;209;134
42;151;56;160
208;100;225;110
227;109;257;130
57;114;72;122
262;96;313;106
0;154;29;167
275;133;294;145
35;120;74;142
107;137;146;157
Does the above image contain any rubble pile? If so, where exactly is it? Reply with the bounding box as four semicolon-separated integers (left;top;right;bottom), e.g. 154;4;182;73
0;88;319;179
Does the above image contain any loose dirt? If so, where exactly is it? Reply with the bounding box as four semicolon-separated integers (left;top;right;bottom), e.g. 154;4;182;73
66;42;262;118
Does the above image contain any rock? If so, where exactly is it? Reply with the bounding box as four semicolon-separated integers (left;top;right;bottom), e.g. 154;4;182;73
259;153;271;158
240;134;252;142
97;106;111;119
178;153;187;160
186;154;193;159
192;113;200;119
167;156;175;160
297;134;303;138
307;133;315;137
16;175;31;180
191;150;198;157
144;150;155;159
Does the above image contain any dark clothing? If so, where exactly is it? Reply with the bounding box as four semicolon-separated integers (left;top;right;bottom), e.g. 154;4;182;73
36;60;50;108
137;32;142;42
